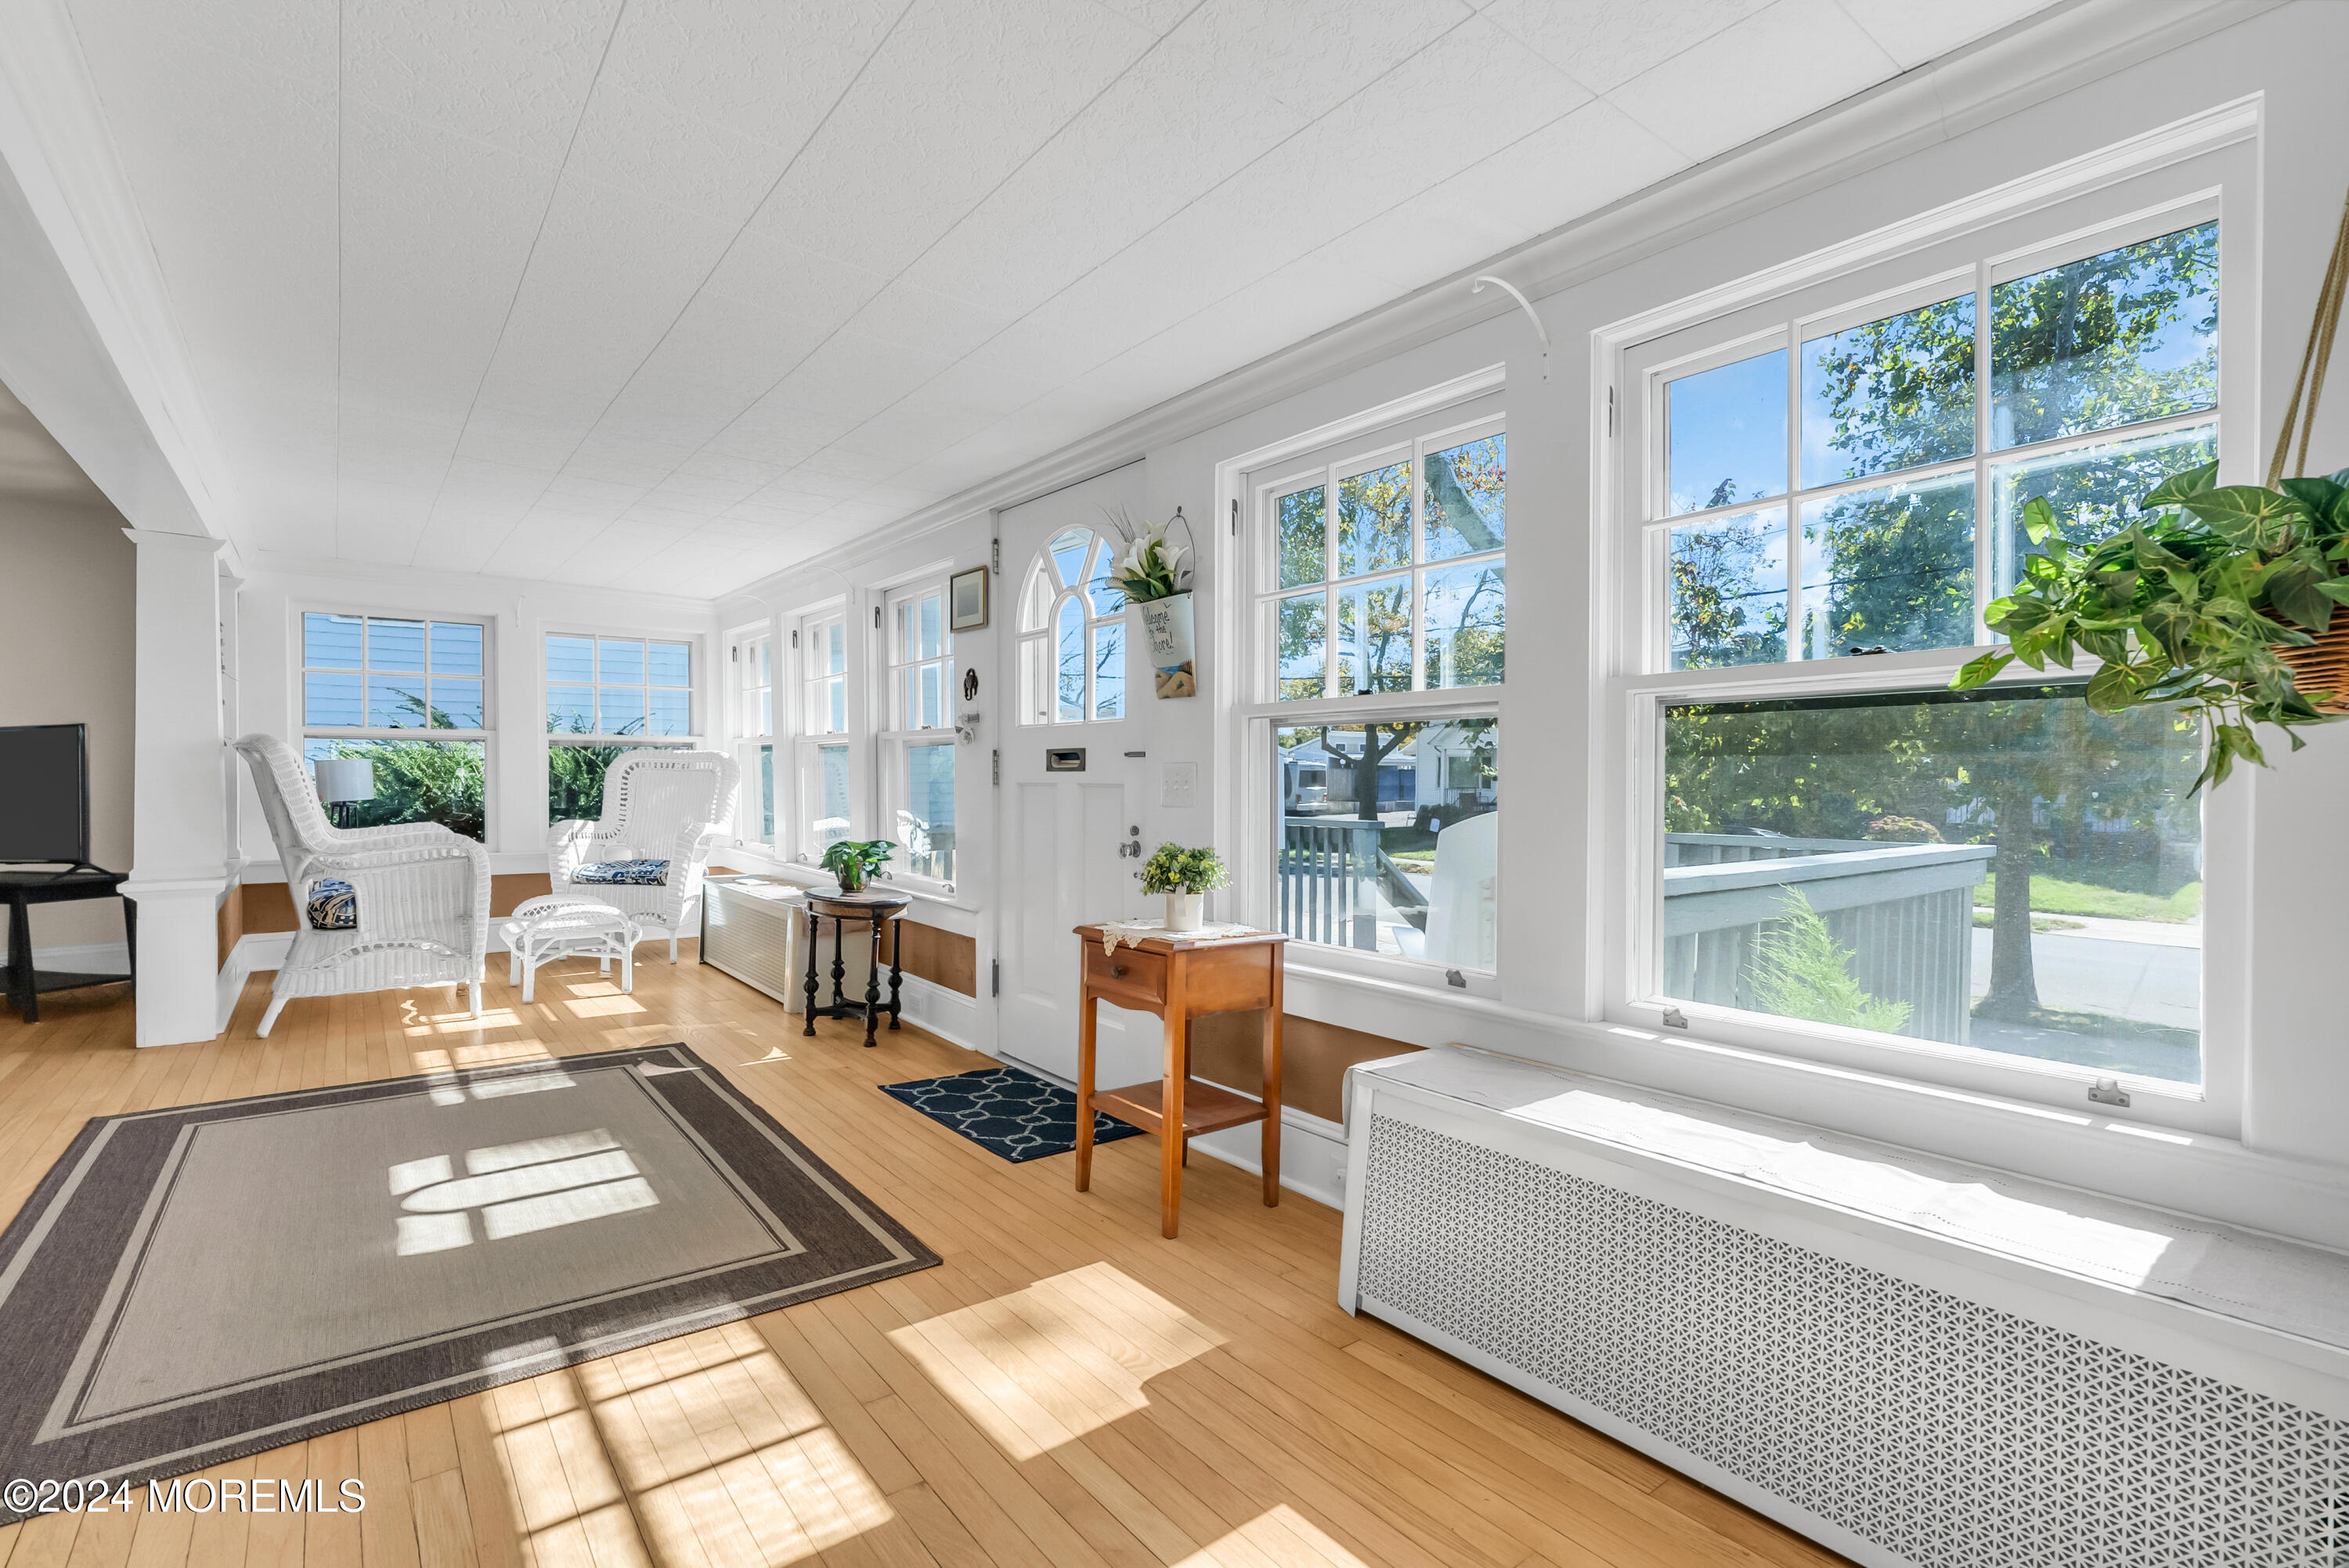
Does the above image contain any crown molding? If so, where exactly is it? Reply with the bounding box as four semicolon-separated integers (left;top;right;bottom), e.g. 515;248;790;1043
242;547;722;619
727;0;2271;607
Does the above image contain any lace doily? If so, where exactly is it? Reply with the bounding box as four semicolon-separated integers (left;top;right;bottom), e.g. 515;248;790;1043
1095;918;1267;955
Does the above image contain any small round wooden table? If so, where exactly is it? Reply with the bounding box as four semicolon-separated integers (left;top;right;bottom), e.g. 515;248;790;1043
802;889;910;1047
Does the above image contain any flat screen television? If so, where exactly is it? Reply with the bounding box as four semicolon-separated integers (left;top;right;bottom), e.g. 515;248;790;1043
0;723;91;866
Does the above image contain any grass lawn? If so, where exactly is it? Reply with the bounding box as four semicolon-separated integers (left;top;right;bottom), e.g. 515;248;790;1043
1972;874;2201;923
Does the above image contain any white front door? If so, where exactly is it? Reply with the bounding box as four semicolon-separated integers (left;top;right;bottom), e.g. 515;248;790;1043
994;467;1151;1084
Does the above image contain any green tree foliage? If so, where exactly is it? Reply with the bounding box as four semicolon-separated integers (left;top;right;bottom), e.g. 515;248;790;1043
313;690;485;839
1669;508;1787;668
1750;889;1912;1034
1667;687;2201;1019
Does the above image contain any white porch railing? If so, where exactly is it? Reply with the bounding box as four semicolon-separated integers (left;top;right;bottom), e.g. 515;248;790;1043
1279;816;1430;950
1663;834;1994;1044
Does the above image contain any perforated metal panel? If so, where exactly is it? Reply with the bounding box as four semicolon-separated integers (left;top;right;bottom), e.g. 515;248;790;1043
1355;1114;2349;1568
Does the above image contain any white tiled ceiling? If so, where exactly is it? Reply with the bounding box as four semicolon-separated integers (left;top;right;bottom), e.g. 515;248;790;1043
60;0;2058;596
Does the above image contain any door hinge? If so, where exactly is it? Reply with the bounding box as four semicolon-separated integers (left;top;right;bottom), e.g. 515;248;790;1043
990;536;1001;575
1230;497;1239;535
875;604;882;629
991;747;1000;785
990;959;1001;997
791;628;799;649
1607;385;1617;438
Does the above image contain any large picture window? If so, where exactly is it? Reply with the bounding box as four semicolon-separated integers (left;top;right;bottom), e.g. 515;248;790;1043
300;611;488;840
1244;395;1505;978
546;633;695;823
1626;201;2224;1095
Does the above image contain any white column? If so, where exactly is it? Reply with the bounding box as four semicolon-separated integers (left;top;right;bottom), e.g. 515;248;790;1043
118;527;229;1047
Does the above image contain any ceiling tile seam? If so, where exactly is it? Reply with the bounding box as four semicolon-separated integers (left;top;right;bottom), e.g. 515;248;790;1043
546;0;1217;565
786;5;1571;491
397;0;635;573
453;0;923;580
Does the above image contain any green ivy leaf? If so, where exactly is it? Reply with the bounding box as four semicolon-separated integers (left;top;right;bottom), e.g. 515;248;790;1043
2181;486;2314;550
2143;461;2220;508
2084;662;2140;713
2139;600;2198;661
2261;554;2335;631
2021;496;2057;546
1949;649;2013;690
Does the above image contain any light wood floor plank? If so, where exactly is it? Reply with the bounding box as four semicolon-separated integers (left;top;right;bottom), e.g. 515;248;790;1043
0;950;1849;1568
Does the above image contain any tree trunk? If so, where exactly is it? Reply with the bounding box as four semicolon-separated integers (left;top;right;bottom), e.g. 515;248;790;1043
1976;780;2042;1020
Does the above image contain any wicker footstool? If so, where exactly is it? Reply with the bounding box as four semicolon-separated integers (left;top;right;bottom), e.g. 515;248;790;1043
502;895;639;1003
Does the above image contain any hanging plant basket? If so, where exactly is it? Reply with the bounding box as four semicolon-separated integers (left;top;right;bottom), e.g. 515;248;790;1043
2279;622;2349;714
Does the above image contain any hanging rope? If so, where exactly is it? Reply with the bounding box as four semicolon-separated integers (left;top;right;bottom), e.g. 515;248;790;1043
2268;181;2349;486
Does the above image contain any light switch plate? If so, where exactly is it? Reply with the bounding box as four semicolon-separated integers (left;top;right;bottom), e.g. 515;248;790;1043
1160;761;1197;807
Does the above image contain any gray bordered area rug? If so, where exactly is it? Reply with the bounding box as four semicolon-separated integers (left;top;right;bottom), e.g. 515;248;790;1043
0;1043;935;1519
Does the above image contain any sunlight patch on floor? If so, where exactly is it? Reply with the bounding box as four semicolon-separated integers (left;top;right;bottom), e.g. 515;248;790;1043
886;1262;1226;1457
1181;1503;1370;1568
462;1322;896;1565
562;995;648;1018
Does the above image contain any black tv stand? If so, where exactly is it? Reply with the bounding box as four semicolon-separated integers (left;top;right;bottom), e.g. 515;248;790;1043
2;865;135;1023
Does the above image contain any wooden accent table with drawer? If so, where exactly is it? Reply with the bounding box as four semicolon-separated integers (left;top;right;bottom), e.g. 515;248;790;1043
1071;924;1286;1238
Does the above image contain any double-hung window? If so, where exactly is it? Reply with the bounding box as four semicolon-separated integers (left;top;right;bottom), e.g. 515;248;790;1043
881;581;956;889
1241;391;1506;977
1611;165;2240;1115
300;611;489;839
734;632;774;845
546;634;695;823
796;610;853;856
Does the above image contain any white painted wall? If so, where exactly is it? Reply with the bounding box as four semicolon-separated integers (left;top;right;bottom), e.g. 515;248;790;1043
0;496;132;949
714;2;2349;1245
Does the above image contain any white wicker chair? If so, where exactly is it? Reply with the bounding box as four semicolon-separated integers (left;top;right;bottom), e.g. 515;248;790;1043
233;734;491;1036
548;749;739;963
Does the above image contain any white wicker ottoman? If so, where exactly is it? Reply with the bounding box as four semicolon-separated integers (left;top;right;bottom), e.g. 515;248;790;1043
502;895;639;1003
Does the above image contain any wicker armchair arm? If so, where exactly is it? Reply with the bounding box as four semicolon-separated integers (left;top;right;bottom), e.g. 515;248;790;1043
330;850;491;962
548;819;624;880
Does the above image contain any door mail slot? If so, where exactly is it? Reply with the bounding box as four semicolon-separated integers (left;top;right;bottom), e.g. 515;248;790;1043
1045;747;1086;772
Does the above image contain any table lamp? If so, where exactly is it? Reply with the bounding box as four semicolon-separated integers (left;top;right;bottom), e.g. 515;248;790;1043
313;757;374;828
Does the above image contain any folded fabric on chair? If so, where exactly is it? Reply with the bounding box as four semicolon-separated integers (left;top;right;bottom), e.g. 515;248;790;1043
572;860;670;885
305;878;357;930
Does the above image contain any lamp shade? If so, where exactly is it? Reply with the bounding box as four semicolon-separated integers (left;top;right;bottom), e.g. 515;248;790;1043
313;757;374;804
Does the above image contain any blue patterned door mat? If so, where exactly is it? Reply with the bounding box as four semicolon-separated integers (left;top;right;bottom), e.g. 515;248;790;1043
879;1065;1145;1163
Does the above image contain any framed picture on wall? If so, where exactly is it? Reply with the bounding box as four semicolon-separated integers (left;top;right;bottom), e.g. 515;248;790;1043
950;566;989;632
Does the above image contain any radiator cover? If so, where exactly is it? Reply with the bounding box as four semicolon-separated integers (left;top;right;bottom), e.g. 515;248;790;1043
1353;1112;2349;1568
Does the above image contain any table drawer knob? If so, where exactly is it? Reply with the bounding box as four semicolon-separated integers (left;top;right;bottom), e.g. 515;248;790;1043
1110;964;1127;977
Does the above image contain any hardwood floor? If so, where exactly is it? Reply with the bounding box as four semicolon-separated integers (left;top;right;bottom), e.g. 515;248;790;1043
0;951;1850;1568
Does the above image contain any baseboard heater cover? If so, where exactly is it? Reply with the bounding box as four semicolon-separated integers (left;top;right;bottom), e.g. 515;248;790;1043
1342;1073;2349;1568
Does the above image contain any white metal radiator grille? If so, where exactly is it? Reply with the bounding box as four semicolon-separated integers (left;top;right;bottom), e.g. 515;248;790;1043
1355;1114;2349;1568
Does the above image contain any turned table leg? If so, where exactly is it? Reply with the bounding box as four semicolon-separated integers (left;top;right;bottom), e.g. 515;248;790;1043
802;913;820;1036
861;915;882;1047
1074;991;1097;1192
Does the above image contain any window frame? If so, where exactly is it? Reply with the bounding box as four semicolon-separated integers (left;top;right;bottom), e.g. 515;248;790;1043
878;579;958;894
792;605;856;861
298;605;495;842
1014;528;1133;726
1232;385;1509;993
731;627;776;848
1597;142;2254;1136
543;631;698;744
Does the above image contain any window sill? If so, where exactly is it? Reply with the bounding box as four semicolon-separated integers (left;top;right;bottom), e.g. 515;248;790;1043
1280;961;2349;1256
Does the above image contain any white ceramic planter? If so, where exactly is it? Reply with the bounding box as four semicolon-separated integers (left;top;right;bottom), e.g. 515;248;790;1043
1164;891;1204;932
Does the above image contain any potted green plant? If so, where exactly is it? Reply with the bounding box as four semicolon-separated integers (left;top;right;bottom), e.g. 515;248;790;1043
819;838;895;892
1951;460;2349;790
1136;842;1228;932
1112;511;1196;699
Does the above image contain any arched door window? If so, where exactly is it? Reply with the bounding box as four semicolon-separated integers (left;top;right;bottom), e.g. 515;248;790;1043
1018;528;1127;723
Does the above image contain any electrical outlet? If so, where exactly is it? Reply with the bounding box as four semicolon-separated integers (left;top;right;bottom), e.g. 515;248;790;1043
1160;761;1197;807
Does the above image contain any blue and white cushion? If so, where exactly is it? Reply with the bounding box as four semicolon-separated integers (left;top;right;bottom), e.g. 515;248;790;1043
305;878;357;931
572;859;669;886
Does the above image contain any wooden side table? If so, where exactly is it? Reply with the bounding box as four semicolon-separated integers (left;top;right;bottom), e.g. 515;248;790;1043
803;889;909;1047
3;867;135;1023
1071;924;1285;1238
